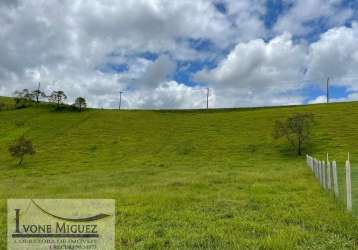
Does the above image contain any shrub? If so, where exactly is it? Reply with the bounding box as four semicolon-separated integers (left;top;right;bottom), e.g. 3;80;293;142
8;135;36;166
0;102;5;111
13;89;33;109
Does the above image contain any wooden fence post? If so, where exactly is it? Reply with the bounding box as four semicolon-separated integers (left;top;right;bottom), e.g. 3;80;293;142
332;161;339;198
346;157;352;212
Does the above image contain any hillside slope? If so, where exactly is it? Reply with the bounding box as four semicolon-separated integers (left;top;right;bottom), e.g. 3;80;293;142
0;99;358;249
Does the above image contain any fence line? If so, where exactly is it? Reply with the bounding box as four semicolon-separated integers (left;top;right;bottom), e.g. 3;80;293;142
306;154;352;212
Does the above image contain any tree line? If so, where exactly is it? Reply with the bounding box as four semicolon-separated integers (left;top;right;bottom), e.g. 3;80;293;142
12;87;87;111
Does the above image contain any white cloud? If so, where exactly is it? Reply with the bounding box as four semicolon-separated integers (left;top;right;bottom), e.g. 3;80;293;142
124;81;209;109
306;23;358;90
133;55;176;89
0;0;237;108
274;0;353;36
194;23;358;107
219;0;267;42
308;96;327;104
194;33;308;101
0;0;357;109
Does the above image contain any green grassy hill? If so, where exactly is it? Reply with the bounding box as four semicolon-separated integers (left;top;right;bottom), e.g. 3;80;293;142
0;98;358;249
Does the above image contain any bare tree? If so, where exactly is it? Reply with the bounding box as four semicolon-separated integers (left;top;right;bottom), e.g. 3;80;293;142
273;113;315;156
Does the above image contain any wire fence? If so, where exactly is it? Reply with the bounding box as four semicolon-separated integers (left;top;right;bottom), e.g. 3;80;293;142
306;154;358;217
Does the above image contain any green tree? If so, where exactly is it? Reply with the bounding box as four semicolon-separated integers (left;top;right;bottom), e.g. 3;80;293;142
49;91;67;108
31;82;46;103
273;113;314;156
8;135;36;166
31;89;46;103
74;97;87;111
13;89;33;108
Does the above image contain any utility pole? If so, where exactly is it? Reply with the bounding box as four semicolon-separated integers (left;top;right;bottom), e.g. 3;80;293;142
206;88;209;109
119;91;124;110
326;77;330;104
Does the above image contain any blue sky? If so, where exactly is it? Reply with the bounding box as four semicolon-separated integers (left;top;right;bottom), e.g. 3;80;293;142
1;0;358;108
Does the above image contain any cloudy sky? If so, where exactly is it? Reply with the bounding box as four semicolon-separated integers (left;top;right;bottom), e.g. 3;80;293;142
0;0;358;109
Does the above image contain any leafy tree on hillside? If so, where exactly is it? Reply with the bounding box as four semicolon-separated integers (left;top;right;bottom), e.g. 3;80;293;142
14;89;33;108
273;113;314;156
74;97;87;111
48;90;67;108
31;82;46;103
31;89;46;103
8;135;36;166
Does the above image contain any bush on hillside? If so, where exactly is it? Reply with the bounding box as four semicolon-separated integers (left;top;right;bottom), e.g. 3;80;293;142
14;89;33;109
0;102;5;111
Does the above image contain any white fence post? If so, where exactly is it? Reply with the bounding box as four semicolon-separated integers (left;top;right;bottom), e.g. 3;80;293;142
318;160;321;184
320;161;324;186
311;157;314;172
346;156;352;212
322;161;326;189
332;161;339;198
327;160;331;191
306;155;309;168
311;156;314;172
306;153;356;214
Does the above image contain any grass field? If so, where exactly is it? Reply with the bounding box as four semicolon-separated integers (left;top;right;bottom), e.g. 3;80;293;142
0;98;358;249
